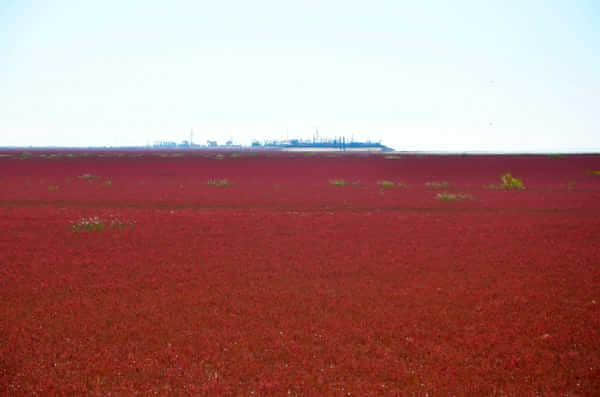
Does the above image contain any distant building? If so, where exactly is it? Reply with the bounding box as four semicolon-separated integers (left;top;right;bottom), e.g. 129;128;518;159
256;138;393;152
154;141;177;148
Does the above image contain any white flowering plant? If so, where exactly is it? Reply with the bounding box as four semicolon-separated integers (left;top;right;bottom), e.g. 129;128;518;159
436;192;473;201
207;179;231;187
71;216;136;233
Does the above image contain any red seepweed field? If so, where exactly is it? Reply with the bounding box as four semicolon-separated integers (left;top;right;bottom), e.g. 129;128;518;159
1;150;600;395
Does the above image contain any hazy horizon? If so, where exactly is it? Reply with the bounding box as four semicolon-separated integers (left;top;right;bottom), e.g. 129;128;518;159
1;1;599;152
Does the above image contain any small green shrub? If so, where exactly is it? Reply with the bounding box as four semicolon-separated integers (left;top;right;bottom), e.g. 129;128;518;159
329;179;347;187
591;170;600;176
71;217;106;233
377;180;396;189
500;173;525;190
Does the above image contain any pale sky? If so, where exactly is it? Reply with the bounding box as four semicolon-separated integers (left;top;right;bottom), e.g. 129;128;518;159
1;1;599;151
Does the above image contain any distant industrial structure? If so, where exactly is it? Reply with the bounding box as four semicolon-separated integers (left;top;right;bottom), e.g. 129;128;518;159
254;137;393;152
153;133;393;152
152;140;241;149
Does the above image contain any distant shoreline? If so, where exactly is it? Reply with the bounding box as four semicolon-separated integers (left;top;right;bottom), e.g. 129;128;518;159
0;146;599;155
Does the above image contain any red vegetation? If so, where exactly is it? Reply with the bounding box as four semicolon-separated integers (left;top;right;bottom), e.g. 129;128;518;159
1;151;600;395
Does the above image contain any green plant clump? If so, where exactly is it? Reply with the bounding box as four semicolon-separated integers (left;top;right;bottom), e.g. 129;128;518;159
377;180;396;189
329;179;347;187
501;173;525;190
71;217;106;233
